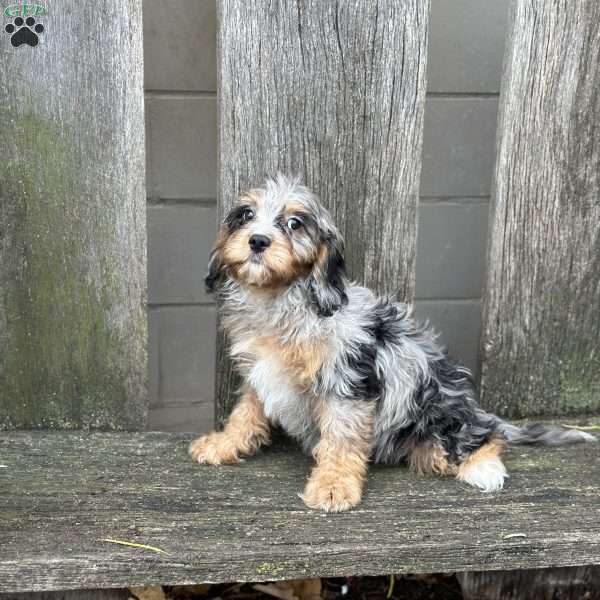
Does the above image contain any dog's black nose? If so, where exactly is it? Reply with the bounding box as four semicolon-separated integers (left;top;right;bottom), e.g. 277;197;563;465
249;234;271;253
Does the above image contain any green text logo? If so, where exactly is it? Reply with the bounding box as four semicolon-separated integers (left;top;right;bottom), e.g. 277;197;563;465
4;3;46;17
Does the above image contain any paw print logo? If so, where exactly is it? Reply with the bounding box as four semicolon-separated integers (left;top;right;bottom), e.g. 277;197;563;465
5;16;44;47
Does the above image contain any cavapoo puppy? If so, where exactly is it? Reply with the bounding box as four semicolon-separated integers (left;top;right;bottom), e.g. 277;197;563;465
189;174;595;512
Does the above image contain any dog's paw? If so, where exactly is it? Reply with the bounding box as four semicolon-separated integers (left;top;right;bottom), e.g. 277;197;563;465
188;432;241;465
301;471;363;512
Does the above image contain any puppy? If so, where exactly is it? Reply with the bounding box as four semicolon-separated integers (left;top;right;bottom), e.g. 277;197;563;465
189;174;596;512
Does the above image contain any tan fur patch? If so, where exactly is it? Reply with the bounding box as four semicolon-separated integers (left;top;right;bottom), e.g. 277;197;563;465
189;387;270;465
458;438;506;472
284;202;312;218
260;336;331;386
409;443;457;476
240;190;262;206
260;237;305;280
231;334;332;388
222;229;251;267
302;404;374;512
315;243;328;267
455;438;508;492
222;226;309;288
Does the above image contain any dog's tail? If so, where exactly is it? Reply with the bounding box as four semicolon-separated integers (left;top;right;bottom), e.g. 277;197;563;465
492;418;597;445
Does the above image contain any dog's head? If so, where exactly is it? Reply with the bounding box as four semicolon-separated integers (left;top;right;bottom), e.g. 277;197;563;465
206;174;348;316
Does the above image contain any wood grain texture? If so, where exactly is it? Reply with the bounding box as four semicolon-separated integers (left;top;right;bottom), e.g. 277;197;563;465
1;432;599;593
0;591;129;600
459;566;600;600
480;0;600;418
215;0;429;424
0;1;147;429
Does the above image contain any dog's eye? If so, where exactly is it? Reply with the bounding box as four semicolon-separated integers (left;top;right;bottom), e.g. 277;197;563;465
287;217;302;231
242;208;255;222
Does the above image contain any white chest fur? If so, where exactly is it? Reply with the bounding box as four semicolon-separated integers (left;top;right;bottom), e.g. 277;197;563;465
247;358;315;442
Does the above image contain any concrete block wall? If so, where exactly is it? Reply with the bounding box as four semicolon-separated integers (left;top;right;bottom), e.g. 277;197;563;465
143;0;510;432
144;0;218;432
414;0;509;372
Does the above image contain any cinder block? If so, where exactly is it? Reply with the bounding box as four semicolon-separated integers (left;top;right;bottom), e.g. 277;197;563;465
143;0;217;92
147;204;218;305
428;0;510;93
146;96;217;200
413;299;482;375
148;305;217;406
416;201;489;299
147;401;214;433
420;97;499;197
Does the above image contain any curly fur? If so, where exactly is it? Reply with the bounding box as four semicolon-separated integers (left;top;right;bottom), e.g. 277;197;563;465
190;174;596;511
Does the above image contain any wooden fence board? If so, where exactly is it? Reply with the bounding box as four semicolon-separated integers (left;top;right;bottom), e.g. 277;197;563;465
480;0;600;418
0;1;147;429
216;0;429;423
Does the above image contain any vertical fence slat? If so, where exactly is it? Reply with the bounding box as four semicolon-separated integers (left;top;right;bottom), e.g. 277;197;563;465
216;0;429;424
0;2;147;429
480;0;600;418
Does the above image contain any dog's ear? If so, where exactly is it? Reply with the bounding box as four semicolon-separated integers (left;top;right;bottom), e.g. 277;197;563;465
204;246;224;293
307;233;348;317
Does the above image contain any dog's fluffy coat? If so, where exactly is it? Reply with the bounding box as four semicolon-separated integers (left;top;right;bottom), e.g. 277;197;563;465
189;175;595;512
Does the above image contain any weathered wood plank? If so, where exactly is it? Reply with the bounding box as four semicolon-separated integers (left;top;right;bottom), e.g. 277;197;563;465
0;2;147;429
0;432;599;593
215;0;429;424
459;566;600;600
0;591;129;600
480;0;600;418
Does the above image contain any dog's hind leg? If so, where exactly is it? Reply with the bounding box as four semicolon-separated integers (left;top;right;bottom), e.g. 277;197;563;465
408;441;457;477
456;438;508;492
189;385;271;465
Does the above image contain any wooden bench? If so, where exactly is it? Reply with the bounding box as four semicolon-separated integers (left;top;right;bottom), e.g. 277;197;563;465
1;1;599;598
2;431;599;596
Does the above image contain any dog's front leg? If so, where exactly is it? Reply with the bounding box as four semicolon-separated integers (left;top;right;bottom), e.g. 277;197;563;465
189;385;270;465
302;400;374;512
